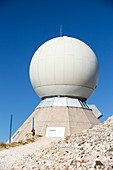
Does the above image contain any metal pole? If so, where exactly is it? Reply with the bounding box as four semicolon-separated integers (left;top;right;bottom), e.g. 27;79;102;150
31;117;35;136
32;117;34;130
9;114;13;143
60;24;62;37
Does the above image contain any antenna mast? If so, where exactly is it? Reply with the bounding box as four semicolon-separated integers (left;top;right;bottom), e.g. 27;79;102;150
60;24;62;37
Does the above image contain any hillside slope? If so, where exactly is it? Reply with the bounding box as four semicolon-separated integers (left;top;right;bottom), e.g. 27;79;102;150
0;116;113;170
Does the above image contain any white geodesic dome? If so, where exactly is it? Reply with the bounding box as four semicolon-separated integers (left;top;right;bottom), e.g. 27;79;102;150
30;36;99;100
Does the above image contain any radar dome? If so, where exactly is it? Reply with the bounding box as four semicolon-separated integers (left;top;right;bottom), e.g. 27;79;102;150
30;36;99;100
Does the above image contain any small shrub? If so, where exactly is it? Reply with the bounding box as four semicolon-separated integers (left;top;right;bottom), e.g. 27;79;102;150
0;142;7;149
37;134;43;137
17;140;25;145
10;142;20;147
26;138;35;143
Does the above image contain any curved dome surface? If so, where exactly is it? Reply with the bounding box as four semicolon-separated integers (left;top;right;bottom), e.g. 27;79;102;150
30;36;99;100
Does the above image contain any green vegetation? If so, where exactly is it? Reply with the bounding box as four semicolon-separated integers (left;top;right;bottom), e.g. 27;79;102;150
0;135;42;150
26;137;35;143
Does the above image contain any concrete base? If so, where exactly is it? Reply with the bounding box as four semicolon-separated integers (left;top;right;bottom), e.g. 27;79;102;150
11;106;100;142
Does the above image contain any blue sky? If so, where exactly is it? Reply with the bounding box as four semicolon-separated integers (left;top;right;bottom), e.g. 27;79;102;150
0;0;113;142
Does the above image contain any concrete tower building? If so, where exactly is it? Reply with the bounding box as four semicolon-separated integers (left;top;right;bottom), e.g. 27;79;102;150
12;36;102;142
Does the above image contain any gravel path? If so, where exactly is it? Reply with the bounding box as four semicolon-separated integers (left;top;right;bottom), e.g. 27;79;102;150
0;137;60;170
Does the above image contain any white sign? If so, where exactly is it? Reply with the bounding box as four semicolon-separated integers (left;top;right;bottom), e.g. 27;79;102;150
46;127;65;137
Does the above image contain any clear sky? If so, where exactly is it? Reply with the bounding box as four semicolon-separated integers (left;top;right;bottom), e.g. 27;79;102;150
0;0;113;142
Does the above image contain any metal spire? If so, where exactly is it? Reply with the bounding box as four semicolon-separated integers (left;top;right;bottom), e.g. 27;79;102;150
60;24;62;36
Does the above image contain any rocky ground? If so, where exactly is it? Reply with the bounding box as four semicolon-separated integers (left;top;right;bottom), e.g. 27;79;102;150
0;116;113;170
